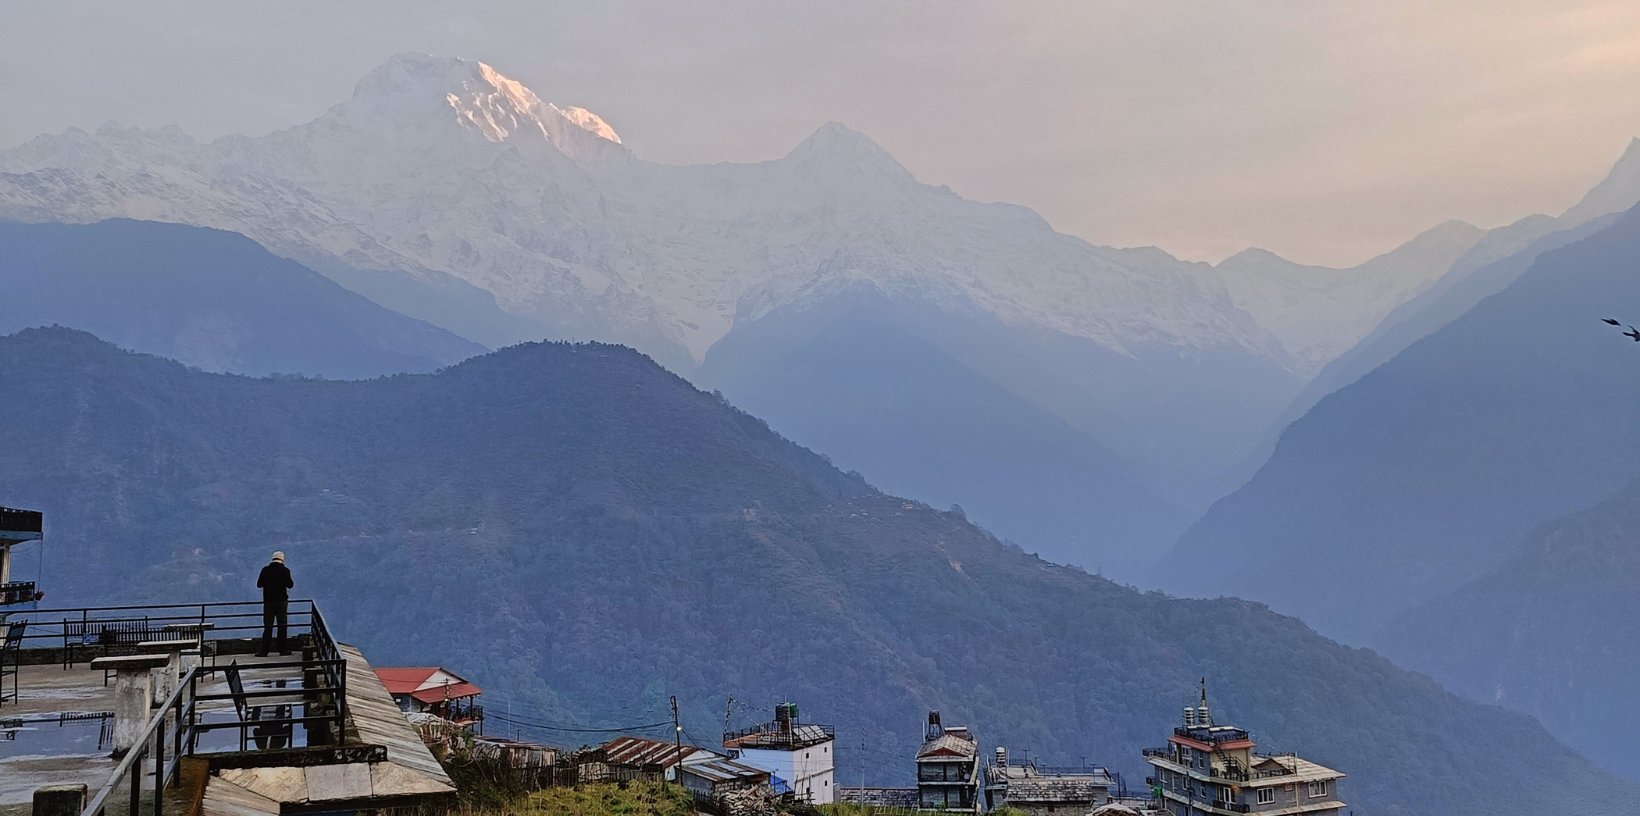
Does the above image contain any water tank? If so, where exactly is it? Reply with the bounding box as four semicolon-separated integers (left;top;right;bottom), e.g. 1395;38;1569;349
1183;707;1195;726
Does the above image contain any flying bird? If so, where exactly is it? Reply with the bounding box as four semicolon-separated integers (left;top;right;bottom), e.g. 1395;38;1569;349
1624;327;1640;342
1604;318;1621;325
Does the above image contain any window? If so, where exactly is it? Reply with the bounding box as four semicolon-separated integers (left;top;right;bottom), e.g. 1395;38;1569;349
1308;780;1327;799
1257;788;1275;805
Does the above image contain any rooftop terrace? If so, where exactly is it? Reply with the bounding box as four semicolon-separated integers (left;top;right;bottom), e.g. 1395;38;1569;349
0;600;453;816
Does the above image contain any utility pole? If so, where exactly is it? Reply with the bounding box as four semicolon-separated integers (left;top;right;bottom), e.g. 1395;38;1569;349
860;736;867;807
672;696;684;787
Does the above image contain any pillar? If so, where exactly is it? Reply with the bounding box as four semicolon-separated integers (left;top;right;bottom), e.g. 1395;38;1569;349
113;669;152;757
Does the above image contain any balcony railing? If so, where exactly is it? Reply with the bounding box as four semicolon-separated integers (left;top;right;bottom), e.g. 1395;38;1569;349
723;721;835;749
1174;726;1250;744
0;580;39;606
15;600;355;816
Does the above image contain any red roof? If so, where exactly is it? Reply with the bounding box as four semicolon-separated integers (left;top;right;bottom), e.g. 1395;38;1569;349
375;667;482;703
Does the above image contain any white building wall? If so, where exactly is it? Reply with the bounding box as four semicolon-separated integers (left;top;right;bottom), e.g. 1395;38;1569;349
737;739;835;804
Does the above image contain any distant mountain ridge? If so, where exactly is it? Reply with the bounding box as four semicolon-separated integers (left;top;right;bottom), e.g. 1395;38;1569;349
1279;138;1640;427
2;324;1637;816
1213;220;1484;377
0;218;483;378
0;55;1282;371
6;53;1635;566
1164;204;1640;643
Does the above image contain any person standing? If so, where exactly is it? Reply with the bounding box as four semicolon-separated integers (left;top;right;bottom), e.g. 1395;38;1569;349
256;551;294;656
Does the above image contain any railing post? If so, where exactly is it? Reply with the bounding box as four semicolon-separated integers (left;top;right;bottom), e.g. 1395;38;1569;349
127;743;140;816
154;722;165;816
335;658;347;744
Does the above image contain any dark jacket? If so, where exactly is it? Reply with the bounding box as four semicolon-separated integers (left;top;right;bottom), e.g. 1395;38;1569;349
257;562;293;603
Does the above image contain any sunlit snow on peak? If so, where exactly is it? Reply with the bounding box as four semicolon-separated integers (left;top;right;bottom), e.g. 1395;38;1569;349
560;106;621;144
443;61;621;148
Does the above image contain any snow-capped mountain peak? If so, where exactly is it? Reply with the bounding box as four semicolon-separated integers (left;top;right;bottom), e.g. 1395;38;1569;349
0;53;1461;377
345;53;624;164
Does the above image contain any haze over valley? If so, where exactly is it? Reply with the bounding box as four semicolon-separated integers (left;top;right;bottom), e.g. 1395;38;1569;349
4;9;1640;815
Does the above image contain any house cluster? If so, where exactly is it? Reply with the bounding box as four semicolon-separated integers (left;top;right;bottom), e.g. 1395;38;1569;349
0;502;1348;816
832;693;1346;816
387;670;1345;816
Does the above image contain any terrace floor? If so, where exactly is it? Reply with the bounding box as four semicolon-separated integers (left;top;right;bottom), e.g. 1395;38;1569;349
1;651;314;809
1;642;453;815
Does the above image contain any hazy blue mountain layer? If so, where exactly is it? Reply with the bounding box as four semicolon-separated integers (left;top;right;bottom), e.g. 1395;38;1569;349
1277;138;1640;433
1;326;1635;816
1164;205;1640;643
698;292;1192;577
1375;477;1640;780
0;219;484;378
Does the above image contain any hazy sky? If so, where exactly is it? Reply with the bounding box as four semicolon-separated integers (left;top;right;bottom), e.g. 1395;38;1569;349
4;1;1638;266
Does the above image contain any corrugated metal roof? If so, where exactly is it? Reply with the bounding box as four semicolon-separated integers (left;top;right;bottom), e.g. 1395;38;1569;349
601;735;716;768
680;758;770;784
917;732;977;760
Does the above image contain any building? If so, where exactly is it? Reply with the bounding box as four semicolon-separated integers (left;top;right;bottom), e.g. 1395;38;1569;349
724;702;837;804
916;711;981;812
985;747;1116;816
375;666;485;728
600;734;720;780
1143;690;1345;816
677;757;773;801
0;506;43;608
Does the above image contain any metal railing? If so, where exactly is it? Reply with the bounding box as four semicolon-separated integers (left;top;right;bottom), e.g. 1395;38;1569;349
722;721;834;748
1173;726;1250;743
72;601;349;816
0;580;39;606
10;599;326;656
83;664;196;816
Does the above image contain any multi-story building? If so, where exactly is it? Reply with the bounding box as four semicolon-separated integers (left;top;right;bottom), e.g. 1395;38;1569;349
917;711;982;812
1143;692;1345;816
724;702;837;803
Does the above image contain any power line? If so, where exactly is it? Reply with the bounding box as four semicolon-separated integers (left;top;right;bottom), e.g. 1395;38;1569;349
487;712;675;734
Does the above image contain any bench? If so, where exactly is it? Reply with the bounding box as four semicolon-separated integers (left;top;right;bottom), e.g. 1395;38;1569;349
64;617;168;673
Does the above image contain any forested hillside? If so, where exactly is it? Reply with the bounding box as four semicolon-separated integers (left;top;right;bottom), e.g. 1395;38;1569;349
1376;478;1640;780
0;327;1634;816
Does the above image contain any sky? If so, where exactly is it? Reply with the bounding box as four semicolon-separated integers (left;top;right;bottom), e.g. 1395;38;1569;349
3;1;1638;266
